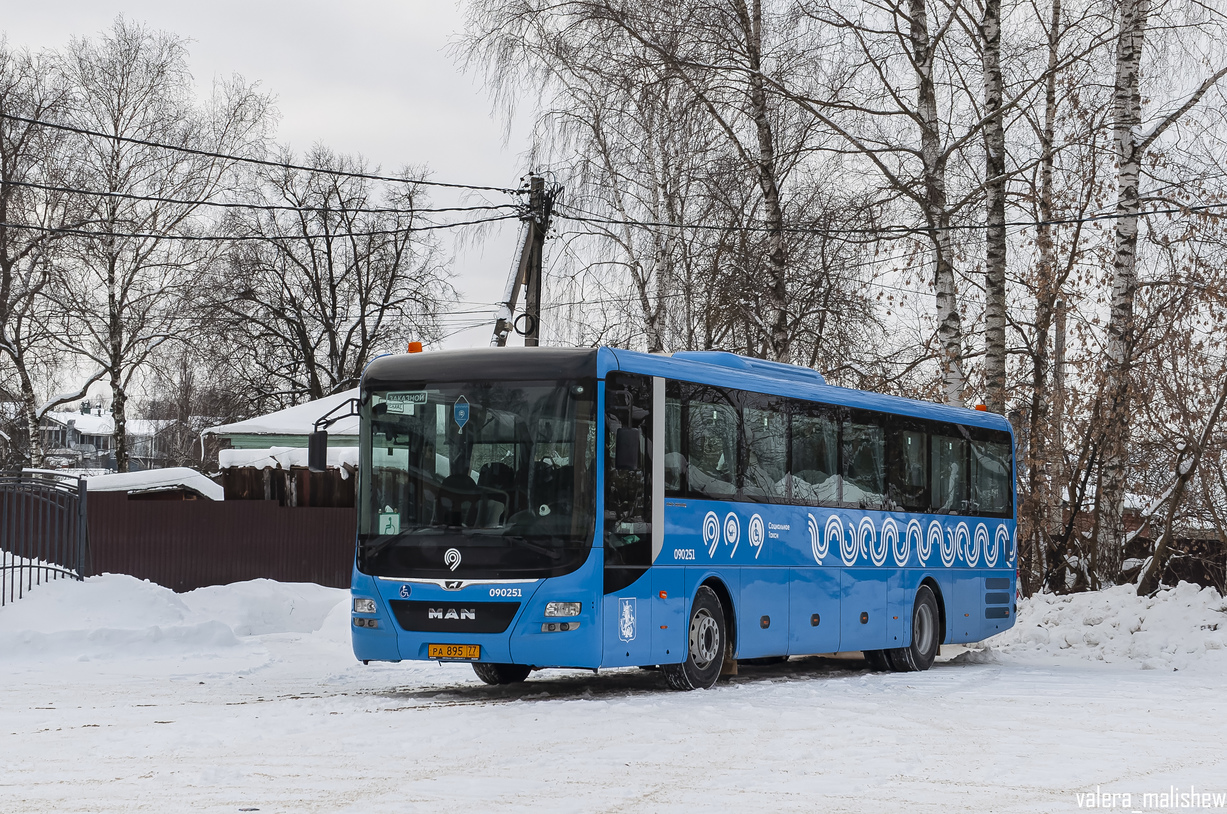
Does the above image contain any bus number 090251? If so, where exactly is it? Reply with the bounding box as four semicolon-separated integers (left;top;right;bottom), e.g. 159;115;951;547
674;549;695;561
488;587;523;598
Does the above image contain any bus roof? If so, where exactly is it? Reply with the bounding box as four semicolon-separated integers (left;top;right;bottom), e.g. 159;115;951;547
360;346;1011;435
601;347;1013;434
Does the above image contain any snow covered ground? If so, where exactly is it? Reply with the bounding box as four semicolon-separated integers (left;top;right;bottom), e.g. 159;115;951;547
2;576;1225;813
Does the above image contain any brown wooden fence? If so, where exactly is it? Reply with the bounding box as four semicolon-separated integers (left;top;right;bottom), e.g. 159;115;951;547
87;491;356;591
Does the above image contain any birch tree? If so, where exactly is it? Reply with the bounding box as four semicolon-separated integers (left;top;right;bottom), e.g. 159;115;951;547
1093;0;1227;563
0;42;86;466
53;18;270;471
980;0;1008;413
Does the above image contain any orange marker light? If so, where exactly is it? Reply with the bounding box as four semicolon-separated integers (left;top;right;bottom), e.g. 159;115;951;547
407;341;423;353
974;404;988;411
658;591;667;599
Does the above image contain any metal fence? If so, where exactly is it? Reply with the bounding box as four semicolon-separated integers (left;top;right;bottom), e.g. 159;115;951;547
0;471;89;606
87;492;355;591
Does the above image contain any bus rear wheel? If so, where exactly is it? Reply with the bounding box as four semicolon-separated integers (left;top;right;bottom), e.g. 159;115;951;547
863;649;891;671
662;586;726;691
886;586;940;672
472;662;531;685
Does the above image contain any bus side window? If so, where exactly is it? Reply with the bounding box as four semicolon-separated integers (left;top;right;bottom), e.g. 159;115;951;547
930;434;968;514
664;394;683;495
970;437;1012;516
743;397;788;504
683;386;738;500
842;416;886;510
790;405;840;507
887;426;928;512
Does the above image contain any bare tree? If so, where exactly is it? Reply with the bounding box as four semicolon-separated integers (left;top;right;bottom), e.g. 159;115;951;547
0;41;91;466
1092;0;1227;566
51;17;271;471
980;0;1008;413
1010;0;1118;593
464;0;879;366
216;147;453;404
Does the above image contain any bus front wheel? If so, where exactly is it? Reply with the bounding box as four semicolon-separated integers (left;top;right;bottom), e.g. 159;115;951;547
472;662;531;685
662;586;726;691
887;586;940;672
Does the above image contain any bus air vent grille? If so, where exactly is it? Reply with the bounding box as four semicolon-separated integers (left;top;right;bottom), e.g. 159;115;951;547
389;600;520;633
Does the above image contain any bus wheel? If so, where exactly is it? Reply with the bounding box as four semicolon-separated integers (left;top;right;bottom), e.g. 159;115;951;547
887;586;940;672
863;649;891;671
472;663;531;685
662;586;726;691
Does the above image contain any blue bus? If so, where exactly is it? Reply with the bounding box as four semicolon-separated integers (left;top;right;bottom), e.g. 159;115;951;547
347;347;1017;690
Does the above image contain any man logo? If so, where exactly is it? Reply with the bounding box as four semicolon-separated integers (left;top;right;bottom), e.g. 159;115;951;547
443;580;463;591
428;607;476;621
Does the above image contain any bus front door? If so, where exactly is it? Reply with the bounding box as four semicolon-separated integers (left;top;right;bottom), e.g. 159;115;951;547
601;372;659;667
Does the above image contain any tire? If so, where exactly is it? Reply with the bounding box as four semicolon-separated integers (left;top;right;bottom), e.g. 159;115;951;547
662;586;726;691
472;662;531;685
863;649;891;671
886;586;940;672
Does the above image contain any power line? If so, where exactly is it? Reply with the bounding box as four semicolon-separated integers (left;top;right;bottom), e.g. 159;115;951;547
0;112;523;196
554;197;1227;237
1;178;521;217
0;213;521;242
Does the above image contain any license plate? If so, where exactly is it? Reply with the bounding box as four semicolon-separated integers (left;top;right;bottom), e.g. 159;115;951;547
429;643;480;660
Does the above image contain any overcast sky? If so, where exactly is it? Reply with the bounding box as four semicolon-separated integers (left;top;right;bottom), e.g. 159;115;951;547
2;0;532;349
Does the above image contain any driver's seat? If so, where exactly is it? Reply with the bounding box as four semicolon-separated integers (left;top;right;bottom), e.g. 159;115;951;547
435;473;482;527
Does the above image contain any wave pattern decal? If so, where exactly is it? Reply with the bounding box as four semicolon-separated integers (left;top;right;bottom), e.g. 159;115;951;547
808;513;828;562
834;515;856;566
671;502;1015;571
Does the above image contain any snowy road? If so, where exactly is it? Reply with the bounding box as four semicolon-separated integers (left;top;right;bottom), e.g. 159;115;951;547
3;577;1225;813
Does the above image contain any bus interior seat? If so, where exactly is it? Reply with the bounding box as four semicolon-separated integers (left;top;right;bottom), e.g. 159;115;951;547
435;472;482;527
477;462;515;526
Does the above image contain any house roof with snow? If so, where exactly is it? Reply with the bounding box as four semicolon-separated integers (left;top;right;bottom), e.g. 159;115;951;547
42;412;169;438
43;411;115;437
86;467;224;500
201;389;359;449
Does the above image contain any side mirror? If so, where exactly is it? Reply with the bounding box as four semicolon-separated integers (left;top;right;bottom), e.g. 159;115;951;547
308;430;328;472
614;427;642;470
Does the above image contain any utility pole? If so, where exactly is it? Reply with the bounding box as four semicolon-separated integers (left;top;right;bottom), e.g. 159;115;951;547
493;174;560;347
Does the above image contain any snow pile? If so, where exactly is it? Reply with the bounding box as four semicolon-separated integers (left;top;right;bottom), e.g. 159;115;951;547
0;574;348;661
992;581;1227;671
182;579;346;636
4;573;1225;674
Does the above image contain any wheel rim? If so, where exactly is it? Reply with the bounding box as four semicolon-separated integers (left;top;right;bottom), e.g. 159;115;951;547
914;602;935;655
689;608;720;669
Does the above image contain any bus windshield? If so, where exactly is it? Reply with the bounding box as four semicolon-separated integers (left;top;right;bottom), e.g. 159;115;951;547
358;379;597;580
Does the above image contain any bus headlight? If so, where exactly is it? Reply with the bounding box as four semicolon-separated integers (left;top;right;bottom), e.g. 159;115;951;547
353;598;377;614
544;602;581;617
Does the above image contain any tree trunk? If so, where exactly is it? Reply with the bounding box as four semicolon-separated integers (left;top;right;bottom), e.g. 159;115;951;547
1095;0;1148;572
111;372;129;473
1047;298;1069;592
1027;0;1063;596
981;0;1008;414
909;0;965;405
735;0;790;363
18;362;44;467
